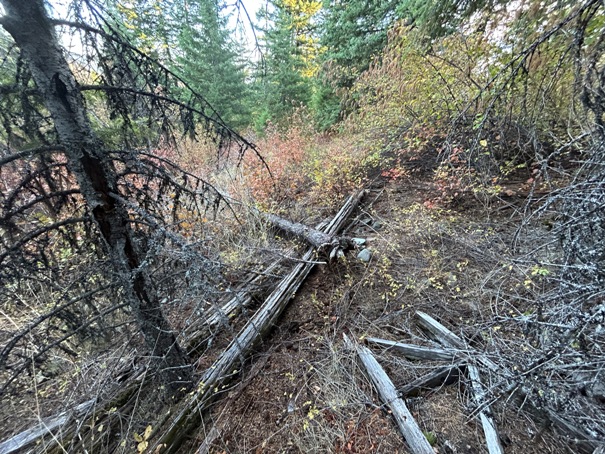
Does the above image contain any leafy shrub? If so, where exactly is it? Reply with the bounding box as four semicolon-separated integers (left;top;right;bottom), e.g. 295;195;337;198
346;4;585;204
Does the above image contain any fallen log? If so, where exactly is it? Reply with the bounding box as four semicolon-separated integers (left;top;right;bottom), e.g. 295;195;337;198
399;365;463;397
262;212;354;258
415;311;504;454
150;190;365;454
0;378;145;454
0;399;95;454
183;258;287;353
366;337;458;361
344;334;434;454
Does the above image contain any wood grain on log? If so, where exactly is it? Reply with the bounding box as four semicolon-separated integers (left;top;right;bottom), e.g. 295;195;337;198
366;337;458;361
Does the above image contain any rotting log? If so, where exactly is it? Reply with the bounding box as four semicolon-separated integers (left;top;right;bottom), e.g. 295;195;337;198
366;337;458;361
262;212;354;258
415;311;467;350
399;365;463;397
150;190;365;454
415;311;504;454
344;334;434;454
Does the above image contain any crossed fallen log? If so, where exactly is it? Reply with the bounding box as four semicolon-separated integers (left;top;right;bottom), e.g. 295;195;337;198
149;190;366;453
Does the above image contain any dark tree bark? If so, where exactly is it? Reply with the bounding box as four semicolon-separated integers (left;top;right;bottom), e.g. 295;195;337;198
0;0;191;393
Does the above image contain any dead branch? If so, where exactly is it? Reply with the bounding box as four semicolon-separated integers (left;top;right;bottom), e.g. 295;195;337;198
344;334;434;454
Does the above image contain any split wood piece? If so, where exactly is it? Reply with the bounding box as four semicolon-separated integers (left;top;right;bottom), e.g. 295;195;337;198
415;311;499;373
151;190;365;454
0;399;95;454
366;337;458;361
399;365;463;397
344;334;434;454
415;311;504;454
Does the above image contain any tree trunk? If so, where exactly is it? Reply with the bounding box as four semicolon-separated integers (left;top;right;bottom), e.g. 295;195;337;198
0;0;191;393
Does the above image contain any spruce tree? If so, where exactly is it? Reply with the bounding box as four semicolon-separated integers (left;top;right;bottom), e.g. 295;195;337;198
175;0;251;129
253;0;320;128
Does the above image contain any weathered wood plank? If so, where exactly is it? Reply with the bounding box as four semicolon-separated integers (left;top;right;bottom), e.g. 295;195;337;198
415;311;499;372
415;311;466;349
399;365;462;397
366;337;457;361
415;311;504;454
344;334;434;454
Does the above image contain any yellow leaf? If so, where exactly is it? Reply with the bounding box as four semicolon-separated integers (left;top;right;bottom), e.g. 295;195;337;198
479;139;488;147
144;425;152;441
137;440;148;453
134;432;143;443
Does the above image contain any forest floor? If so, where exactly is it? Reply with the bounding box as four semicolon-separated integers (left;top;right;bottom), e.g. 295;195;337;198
0;173;580;454
183;175;568;454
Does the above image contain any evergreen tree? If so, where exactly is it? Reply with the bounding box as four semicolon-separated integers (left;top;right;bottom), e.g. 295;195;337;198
320;0;399;89
175;0;251;129
395;0;505;39
310;0;399;129
106;0;179;61
253;0;320;128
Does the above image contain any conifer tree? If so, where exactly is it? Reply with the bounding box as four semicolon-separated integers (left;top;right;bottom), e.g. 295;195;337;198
320;0;399;89
175;0;251;129
254;0;320;128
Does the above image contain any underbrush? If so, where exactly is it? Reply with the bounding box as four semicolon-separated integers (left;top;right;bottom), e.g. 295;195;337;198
239;112;373;216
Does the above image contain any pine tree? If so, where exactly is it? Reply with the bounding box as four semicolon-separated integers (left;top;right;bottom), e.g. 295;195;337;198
320;0;399;89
